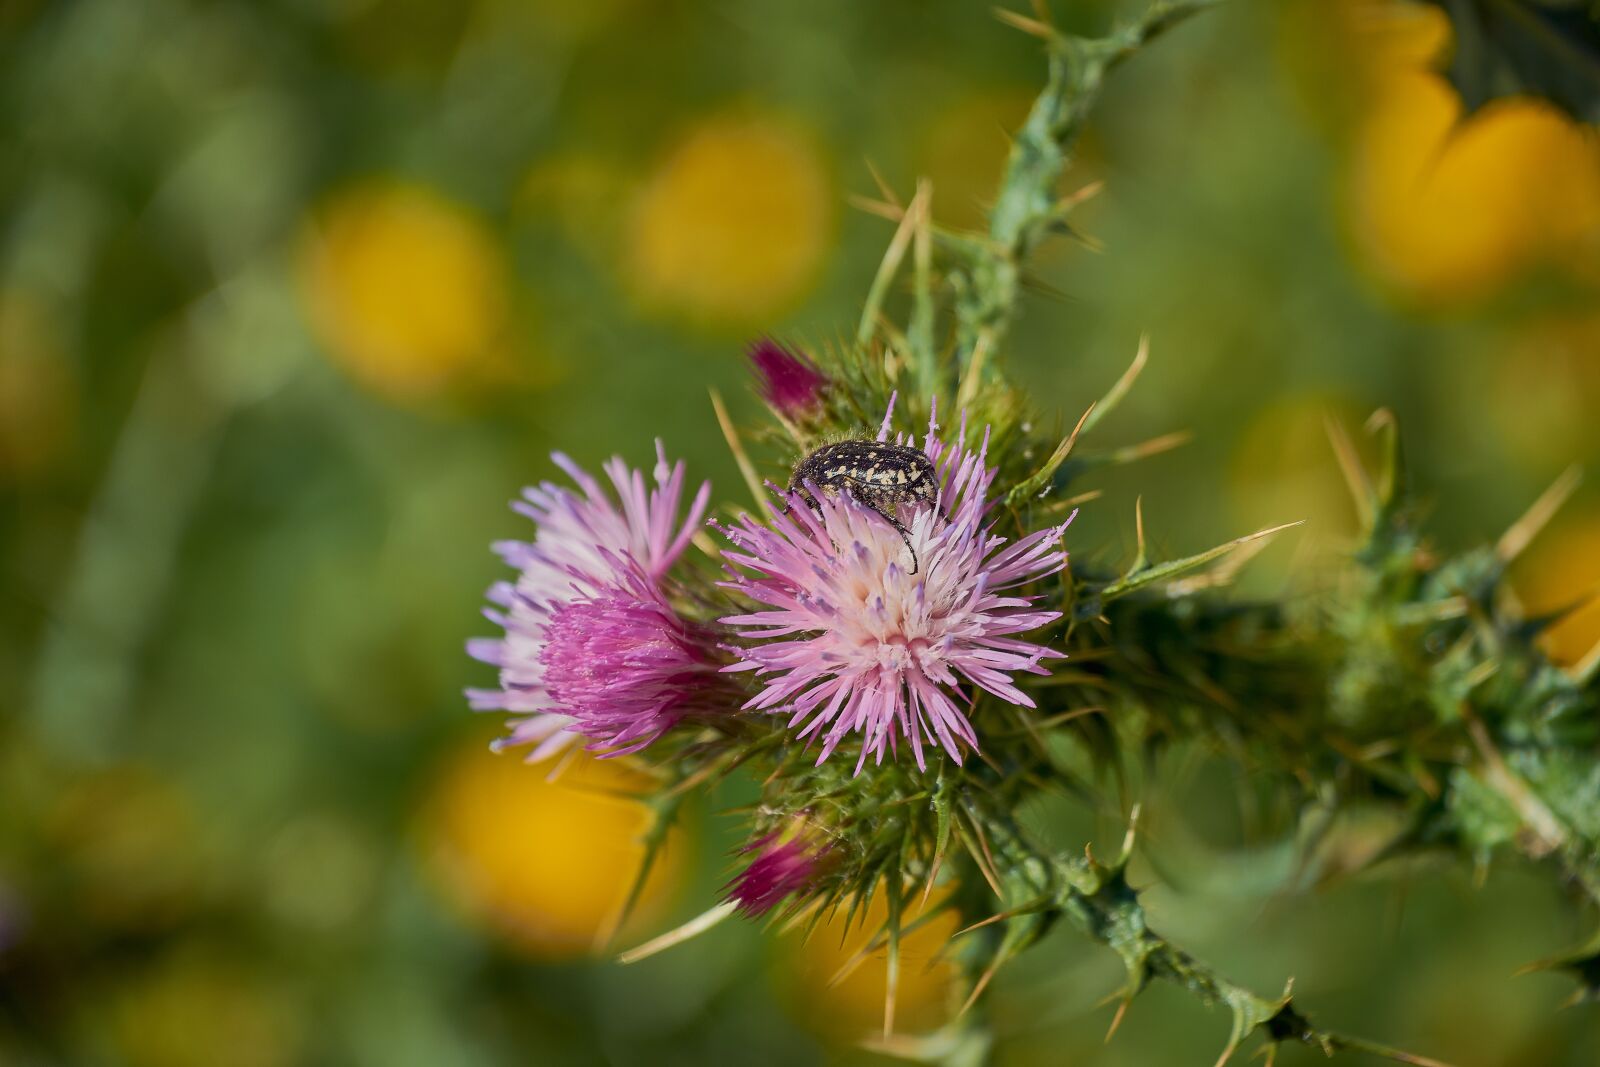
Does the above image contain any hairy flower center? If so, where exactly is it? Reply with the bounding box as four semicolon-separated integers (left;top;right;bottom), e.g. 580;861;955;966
871;632;932;674
541;597;705;715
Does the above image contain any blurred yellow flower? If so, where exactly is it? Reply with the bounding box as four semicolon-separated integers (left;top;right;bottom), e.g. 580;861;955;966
1280;0;1452;111
781;887;958;1040
1515;512;1600;670
0;289;74;483
917;91;1035;231
1228;395;1366;578
1486;314;1600;470
298;182;512;404
517;0;640;39
111;949;302;1067
48;767;206;931
1333;1;1600;305
420;739;685;960
627;113;833;328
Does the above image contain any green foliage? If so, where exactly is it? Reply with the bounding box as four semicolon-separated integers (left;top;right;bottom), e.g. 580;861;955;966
621;4;1600;1063
1422;0;1600;123
6;0;1597;1063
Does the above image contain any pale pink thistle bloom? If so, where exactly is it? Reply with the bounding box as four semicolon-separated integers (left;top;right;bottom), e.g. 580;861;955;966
467;443;711;759
748;338;829;418
718;398;1073;773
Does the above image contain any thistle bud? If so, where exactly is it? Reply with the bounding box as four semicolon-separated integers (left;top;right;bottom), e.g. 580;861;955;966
726;817;835;917
747;338;828;418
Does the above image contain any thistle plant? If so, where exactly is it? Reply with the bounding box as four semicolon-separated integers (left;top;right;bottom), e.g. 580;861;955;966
467;3;1600;1063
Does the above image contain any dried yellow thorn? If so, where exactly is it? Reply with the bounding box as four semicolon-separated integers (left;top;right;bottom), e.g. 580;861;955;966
1498;464;1582;563
709;387;766;512
1324;413;1375;530
617;901;738;965
993;6;1054;38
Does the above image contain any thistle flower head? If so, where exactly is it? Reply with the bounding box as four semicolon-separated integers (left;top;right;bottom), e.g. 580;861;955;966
540;563;729;754
468;442;712;758
718;402;1072;772
748;337;829;418
726;819;835;917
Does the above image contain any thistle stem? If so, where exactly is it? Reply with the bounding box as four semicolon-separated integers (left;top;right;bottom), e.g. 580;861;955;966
950;1;1218;379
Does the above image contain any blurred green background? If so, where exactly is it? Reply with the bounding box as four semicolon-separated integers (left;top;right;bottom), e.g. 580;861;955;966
2;0;1599;1064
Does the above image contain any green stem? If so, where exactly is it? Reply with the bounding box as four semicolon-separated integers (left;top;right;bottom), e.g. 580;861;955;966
966;806;1448;1065
950;1;1218;377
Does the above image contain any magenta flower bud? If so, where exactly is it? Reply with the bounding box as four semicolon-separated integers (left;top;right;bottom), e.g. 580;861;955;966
718;403;1073;773
748;338;829;418
726;823;835;917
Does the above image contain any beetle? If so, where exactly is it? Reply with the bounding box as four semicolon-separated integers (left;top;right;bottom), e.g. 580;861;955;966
787;439;938;574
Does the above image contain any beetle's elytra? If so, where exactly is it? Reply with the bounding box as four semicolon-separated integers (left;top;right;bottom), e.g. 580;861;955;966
787;440;937;573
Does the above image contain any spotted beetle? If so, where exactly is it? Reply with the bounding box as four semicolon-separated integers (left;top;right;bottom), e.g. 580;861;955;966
787;439;938;574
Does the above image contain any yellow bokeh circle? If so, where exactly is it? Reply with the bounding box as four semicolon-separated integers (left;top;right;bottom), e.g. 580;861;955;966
1346;86;1600;305
1516;513;1600;669
781;887;959;1041
48;766;205;931
627;113;834;328
917;91;1035;231
1228;395;1367;578
0;289;74;483
298;182;511;403
1278;0;1452;127
1485;314;1600;470
1330;1;1600;305
110;949;302;1067
420;739;685;960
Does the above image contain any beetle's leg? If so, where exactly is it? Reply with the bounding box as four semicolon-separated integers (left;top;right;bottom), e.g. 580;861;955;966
837;477;920;575
879;509;919;575
779;485;819;518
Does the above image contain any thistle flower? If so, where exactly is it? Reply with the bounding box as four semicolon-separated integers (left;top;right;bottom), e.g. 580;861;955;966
541;564;731;754
748;337;828;417
467;443;712;758
726;820;835;917
718;404;1072;772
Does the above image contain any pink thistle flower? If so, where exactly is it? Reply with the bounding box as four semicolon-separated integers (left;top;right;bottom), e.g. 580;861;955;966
718;400;1073;773
748;338;829;418
467;442;712;758
726;822;835;917
540;563;731;754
